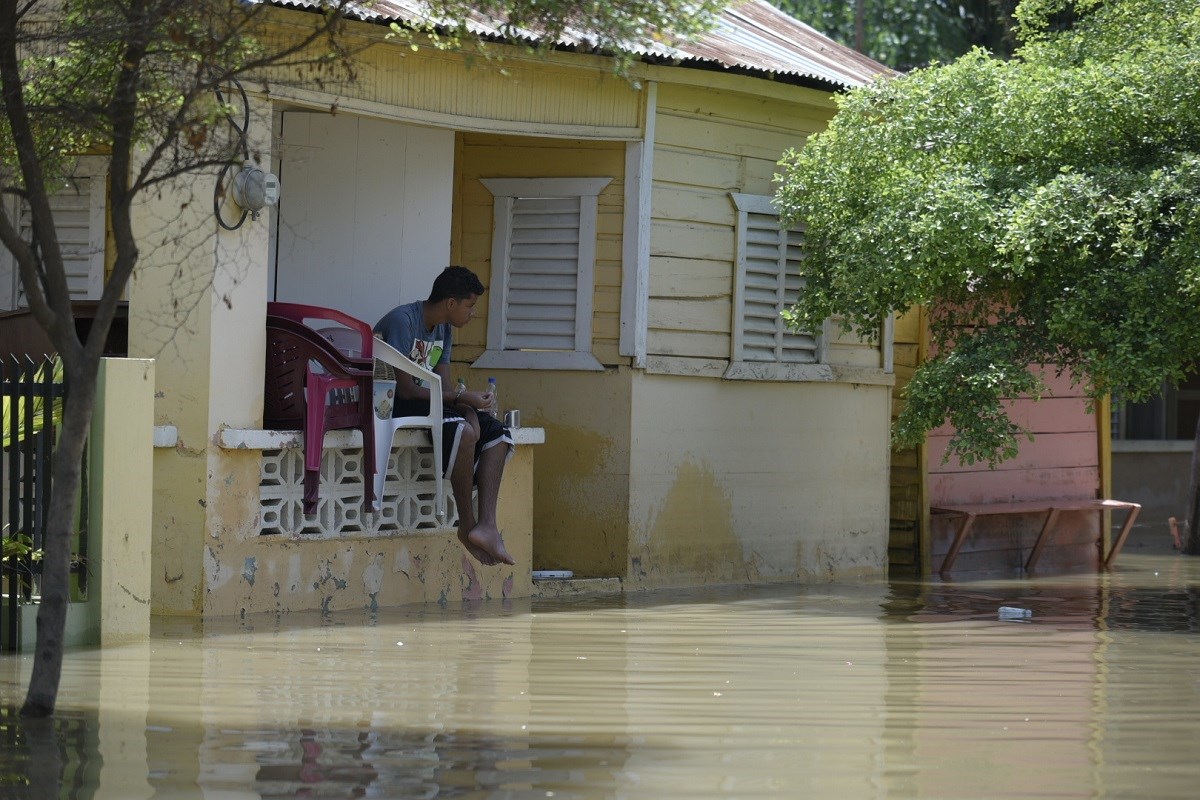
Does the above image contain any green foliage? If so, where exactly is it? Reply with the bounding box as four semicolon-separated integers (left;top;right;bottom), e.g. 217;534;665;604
386;0;725;76
776;0;1200;466
772;0;1018;70
1;358;63;450
2;529;40;564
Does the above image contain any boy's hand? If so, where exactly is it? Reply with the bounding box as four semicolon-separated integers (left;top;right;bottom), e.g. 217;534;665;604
459;390;492;411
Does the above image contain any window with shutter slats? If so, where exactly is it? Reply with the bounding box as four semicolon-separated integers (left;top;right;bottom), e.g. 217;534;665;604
731;194;821;367
504;196;581;350
476;177;610;372
2;157;107;310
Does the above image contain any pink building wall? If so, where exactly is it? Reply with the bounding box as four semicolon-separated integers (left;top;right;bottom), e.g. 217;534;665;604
928;370;1102;576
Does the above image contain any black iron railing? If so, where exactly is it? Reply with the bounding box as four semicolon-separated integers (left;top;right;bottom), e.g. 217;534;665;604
1;356;85;652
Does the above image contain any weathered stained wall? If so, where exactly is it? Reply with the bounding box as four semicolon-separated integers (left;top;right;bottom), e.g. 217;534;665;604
502;370;632;578
201;444;537;616
451;133;633;578
626;373;890;589
1111;445;1189;552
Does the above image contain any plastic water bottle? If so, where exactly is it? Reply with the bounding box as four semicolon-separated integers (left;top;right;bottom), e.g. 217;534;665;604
455;377;467;404
998;606;1033;619
487;377;498;417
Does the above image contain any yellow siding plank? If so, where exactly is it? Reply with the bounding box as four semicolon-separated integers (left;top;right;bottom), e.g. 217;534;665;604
652;185;738;226
893;309;923;345
653;147;741;190
651;220;734;261
648;298;731;335
656;113;805;163
647;329;730;359
648;257;732;299
656;83;832;133
893;342;921;369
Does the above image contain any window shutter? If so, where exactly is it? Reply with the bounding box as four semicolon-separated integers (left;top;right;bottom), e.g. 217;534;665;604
13;167;106;305
741;211;817;363
479;176;609;371
503;196;581;351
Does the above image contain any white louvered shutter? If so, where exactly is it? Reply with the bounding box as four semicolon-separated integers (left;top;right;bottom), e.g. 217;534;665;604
12;164;106;306
740;210;817;363
481;177;609;370
503;195;581;351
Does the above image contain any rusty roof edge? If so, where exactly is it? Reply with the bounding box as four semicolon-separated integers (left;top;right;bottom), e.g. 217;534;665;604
266;0;894;90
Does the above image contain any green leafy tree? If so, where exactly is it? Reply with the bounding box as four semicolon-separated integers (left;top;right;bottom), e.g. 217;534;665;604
0;0;724;718
775;0;1200;542
772;0;1018;70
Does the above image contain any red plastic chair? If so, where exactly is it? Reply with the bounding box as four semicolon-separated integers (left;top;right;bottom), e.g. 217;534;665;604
267;302;375;363
263;313;375;516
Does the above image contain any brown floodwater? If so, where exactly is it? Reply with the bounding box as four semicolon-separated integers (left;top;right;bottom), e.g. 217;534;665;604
3;553;1200;798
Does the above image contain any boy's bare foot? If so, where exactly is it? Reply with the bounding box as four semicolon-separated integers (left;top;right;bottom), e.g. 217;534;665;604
458;530;496;566
466;522;516;565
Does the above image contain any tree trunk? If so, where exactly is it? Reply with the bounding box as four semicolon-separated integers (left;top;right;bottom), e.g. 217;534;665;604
854;0;866;54
20;358;99;717
1183;414;1200;555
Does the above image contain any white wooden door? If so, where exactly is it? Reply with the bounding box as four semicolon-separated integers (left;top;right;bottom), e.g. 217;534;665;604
271;112;454;328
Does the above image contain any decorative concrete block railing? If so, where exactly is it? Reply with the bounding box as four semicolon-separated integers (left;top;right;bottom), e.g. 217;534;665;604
213;427;544;539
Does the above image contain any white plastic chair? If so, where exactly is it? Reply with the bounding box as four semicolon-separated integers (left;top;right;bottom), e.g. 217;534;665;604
319;327;444;520
369;337;445;521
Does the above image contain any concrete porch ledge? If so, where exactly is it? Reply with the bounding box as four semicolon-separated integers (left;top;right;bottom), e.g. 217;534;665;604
532;577;623;599
216;426;545;449
192;424;544;616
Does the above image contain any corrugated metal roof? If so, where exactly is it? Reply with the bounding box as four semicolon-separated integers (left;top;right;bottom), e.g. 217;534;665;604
266;0;891;90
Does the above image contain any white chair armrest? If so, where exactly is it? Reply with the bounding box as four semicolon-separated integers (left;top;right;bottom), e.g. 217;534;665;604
372;337;443;402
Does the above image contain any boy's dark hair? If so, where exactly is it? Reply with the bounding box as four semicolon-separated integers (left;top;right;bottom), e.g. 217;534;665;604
428;265;485;303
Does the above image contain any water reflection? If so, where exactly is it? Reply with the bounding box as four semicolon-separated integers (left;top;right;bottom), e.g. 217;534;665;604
2;554;1200;798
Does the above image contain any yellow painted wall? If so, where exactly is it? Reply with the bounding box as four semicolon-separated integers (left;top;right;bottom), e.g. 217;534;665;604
87;358;155;644
264;11;642;138
451;133;633;578
128;152;222;615
497;370;632;578
130;93;274;616
645;83;885;370
627;373;891;589
452;132;627;367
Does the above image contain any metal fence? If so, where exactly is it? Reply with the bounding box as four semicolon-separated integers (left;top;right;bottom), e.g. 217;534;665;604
1;355;87;652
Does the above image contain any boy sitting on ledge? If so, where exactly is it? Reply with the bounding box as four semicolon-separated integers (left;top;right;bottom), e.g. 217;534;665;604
375;266;515;566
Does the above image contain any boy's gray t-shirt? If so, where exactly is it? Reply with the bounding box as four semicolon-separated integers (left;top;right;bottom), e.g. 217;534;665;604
374;301;451;384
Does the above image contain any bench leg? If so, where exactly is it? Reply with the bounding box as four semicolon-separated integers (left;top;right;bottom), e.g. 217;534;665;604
1103;505;1142;570
1024;509;1061;573
939;513;977;577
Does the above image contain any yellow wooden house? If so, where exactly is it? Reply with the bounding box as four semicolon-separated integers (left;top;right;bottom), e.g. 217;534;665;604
10;1;895;616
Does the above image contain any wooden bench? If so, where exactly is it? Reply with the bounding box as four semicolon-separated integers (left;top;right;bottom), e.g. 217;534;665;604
931;499;1141;577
